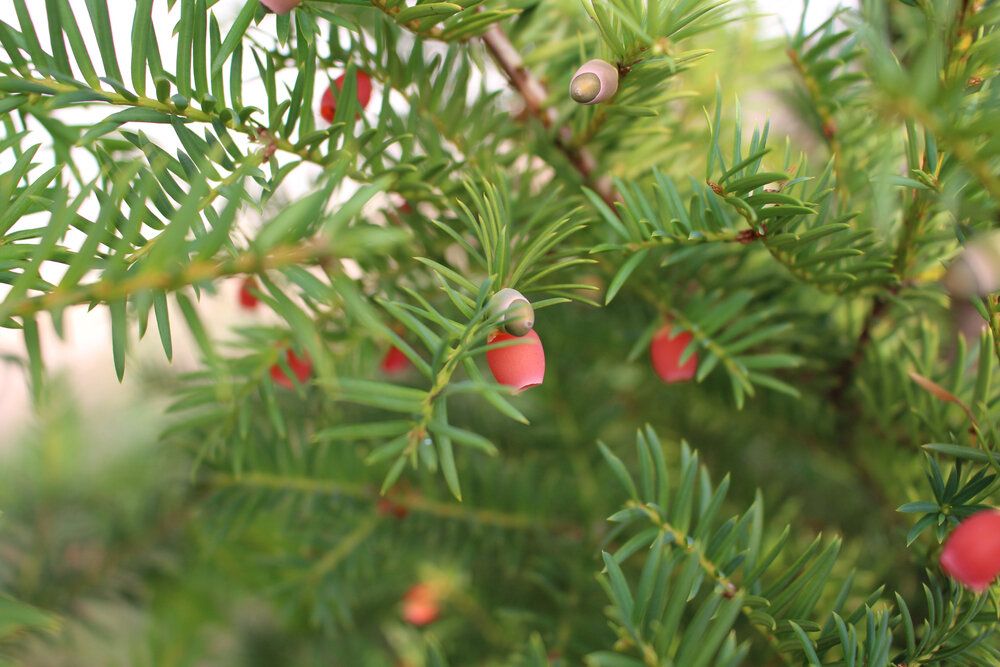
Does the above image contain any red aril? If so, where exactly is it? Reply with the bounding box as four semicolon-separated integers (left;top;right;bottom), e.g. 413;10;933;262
320;71;373;122
270;349;312;389
940;509;1000;593
486;329;545;392
650;325;697;383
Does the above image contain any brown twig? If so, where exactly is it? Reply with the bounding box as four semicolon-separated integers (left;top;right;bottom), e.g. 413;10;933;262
6;240;337;321
210;471;582;534
479;24;618;209
828;186;928;409
786;47;850;205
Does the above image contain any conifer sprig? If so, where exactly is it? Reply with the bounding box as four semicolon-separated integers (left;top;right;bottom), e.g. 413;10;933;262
2;0;1000;663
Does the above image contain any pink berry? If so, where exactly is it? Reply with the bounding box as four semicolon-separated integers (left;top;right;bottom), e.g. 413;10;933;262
486;329;545;392
650;325;697;383
402;584;439;626
259;0;300;14
940;509;1000;593
569;59;619;105
320;71;373;122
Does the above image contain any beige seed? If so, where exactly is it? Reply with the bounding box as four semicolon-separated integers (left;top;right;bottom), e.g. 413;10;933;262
504;299;535;337
570;73;601;104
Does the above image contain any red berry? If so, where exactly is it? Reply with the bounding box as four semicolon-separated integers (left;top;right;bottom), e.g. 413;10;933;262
269;349;312;389
238;277;259;310
320;71;373;123
650;325;697;383
486;329;545;392
380;346;411;375
940;509;1000;592
402;584;439;626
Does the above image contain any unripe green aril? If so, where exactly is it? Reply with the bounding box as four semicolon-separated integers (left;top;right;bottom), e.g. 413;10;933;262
155;78;170;103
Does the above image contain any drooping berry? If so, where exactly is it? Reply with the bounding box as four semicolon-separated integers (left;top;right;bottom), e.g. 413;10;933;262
380;346;411;375
238;277;260;310
650;325;698;383
570;59;619;105
270;349;312;389
486;329;545;392
259;0;300;13
402;584;439;626
320;71;373;123
940;509;1000;593
489;288;535;337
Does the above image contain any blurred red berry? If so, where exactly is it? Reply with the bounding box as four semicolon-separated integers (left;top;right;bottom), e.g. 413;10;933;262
320;71;373;123
650;325;697;383
380;346;411;375
238;277;259;310
402;584;439;626
486;329;545;392
398;200;413;214
270;349;312;389
940;509;1000;593
377;497;409;519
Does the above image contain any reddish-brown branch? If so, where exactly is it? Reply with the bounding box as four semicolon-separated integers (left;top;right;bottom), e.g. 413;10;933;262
828;296;889;408
480;24;617;209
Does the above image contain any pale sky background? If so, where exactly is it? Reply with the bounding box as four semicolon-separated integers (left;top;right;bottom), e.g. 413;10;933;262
0;0;845;446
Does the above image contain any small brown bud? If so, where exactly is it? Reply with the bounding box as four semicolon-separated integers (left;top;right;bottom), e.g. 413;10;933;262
736;226;766;244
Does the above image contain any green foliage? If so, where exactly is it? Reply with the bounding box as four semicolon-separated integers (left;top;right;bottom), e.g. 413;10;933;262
594;428;1000;666
2;0;1000;664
